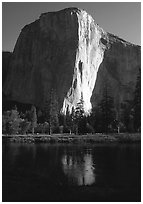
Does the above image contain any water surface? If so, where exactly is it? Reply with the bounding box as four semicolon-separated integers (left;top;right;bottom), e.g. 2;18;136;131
3;142;141;201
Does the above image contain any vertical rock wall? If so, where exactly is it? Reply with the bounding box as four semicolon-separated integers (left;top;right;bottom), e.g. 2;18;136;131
62;9;107;114
3;8;141;115
91;34;141;109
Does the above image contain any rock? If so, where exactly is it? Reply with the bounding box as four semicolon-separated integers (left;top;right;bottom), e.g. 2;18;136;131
3;7;141;114
91;34;141;109
2;51;12;87
2;51;13;109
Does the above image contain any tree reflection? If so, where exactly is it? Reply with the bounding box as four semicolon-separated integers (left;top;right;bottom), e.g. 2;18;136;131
62;152;95;186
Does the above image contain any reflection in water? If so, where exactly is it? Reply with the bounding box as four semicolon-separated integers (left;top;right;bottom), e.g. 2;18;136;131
3;143;141;201
62;152;95;186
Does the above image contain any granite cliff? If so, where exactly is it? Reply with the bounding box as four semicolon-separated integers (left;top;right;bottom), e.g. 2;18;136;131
2;51;12;87
3;7;141;114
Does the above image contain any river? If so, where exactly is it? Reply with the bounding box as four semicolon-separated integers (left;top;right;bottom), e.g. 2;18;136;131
2;142;141;201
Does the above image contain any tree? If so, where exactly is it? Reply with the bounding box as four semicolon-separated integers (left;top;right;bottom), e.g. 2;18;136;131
20;120;31;135
89;106;102;133
43;122;50;134
99;82;116;133
119;100;134;132
31;105;37;135
65;107;73;134
37;109;46;124
133;68;141;132
120;68;141;133
2;107;22;135
74;94;86;134
43;98;50;123
2;111;10;134
59;113;65;126
49;89;59;134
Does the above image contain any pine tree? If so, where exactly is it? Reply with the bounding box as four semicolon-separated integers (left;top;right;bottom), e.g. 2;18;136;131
20;120;31;135
99;82;116;133
31;105;37;135
133;68;141;132
65;107;73;134
75;95;84;120
89;106;102;133
120;100;133;132
44;98;50;123
49;89;59;134
74;94;86;134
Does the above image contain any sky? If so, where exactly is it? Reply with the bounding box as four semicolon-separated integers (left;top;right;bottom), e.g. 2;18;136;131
2;2;141;52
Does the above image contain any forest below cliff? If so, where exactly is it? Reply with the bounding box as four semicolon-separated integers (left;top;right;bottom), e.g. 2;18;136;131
2;67;140;135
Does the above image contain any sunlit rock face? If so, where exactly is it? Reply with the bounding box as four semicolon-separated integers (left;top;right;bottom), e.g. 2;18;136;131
62;9;107;114
3;7;141;114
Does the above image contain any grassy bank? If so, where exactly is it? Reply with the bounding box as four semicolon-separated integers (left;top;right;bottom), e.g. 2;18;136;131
2;133;141;144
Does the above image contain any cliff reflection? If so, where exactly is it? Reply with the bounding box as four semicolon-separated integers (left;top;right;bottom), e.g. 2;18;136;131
62;152;95;186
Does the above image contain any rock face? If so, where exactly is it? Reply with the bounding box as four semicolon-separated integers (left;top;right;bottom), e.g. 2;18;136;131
3;7;141;114
2;51;12;87
91;34;141;109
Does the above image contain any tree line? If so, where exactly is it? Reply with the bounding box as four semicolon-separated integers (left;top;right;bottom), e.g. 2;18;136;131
2;68;141;135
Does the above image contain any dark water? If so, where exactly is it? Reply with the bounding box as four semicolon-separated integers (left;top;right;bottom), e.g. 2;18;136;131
3;142;141;202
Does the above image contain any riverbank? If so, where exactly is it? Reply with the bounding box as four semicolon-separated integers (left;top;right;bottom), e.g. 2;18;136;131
2;133;141;144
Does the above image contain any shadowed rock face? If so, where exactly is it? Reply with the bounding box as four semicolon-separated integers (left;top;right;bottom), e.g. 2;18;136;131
2;51;12;87
91;34;141;109
3;7;141;114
